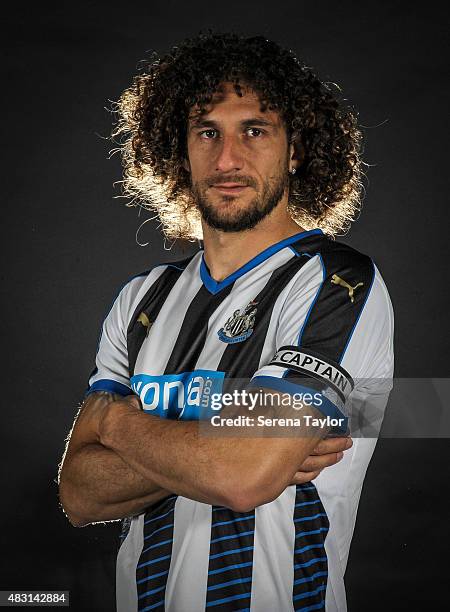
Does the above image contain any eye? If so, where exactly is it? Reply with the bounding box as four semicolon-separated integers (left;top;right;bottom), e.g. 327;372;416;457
247;127;265;137
199;129;218;139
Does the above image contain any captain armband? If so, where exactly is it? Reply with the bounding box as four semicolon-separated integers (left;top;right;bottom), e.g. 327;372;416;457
250;346;354;434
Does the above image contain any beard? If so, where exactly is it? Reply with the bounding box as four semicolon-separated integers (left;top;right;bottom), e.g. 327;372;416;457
191;165;290;233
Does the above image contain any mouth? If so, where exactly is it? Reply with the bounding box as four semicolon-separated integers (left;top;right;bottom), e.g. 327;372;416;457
212;183;249;195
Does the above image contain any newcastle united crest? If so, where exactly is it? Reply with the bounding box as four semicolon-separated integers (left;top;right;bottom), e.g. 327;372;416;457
217;300;258;343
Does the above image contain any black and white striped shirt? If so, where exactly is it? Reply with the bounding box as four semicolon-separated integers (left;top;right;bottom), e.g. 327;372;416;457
86;228;394;612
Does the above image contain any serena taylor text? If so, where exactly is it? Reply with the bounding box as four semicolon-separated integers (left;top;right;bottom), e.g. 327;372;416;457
210;415;346;428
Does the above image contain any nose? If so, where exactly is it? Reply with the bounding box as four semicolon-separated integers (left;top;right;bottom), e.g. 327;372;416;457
214;134;244;173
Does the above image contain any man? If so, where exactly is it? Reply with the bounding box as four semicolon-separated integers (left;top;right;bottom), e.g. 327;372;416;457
58;32;394;612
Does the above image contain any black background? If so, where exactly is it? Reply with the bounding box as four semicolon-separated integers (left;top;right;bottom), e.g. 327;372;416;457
1;1;449;610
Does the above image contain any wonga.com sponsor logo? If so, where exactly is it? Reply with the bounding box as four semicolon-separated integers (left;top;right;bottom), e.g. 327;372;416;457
130;370;225;420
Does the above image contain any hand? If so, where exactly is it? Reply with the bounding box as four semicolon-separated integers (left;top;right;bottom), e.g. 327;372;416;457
289;437;353;485
97;393;142;444
76;391;142;445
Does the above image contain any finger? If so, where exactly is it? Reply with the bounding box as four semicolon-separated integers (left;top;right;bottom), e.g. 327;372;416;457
289;470;322;485
311;436;353;456
299;451;344;472
124;394;142;410
111;394;142;411
311;437;352;455
126;393;142;410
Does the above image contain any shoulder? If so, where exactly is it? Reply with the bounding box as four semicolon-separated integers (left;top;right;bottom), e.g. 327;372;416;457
107;252;200;322
320;236;393;319
116;252;199;301
318;236;375;286
289;233;377;295
287;235;394;360
289;235;377;306
320;237;393;315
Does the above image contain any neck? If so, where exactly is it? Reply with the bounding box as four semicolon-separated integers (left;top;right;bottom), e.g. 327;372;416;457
201;203;306;283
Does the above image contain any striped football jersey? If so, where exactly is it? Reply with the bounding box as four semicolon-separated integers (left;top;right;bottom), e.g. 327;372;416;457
85;228;394;611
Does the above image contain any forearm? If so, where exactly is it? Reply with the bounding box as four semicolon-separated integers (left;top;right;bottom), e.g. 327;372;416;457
101;414;229;506
100;405;326;511
59;442;171;525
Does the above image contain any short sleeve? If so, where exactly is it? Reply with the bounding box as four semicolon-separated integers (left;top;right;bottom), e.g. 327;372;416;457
85;274;148;397
248;250;395;435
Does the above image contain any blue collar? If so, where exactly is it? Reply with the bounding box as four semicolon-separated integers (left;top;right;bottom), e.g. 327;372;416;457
200;228;323;295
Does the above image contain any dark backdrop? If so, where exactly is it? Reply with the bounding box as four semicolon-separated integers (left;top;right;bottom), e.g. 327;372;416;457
1;1;448;610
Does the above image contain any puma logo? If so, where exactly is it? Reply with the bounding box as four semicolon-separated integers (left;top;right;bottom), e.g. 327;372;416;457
331;274;364;303
137;312;152;336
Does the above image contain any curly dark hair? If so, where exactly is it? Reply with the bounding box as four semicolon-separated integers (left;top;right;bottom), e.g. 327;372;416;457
110;30;364;241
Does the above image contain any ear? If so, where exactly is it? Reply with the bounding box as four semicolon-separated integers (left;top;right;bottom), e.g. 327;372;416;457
289;137;305;172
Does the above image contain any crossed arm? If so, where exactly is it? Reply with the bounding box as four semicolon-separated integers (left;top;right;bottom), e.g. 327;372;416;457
58;391;352;527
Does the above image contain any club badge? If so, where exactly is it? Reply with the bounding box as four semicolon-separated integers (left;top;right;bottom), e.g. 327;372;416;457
217;300;258;343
